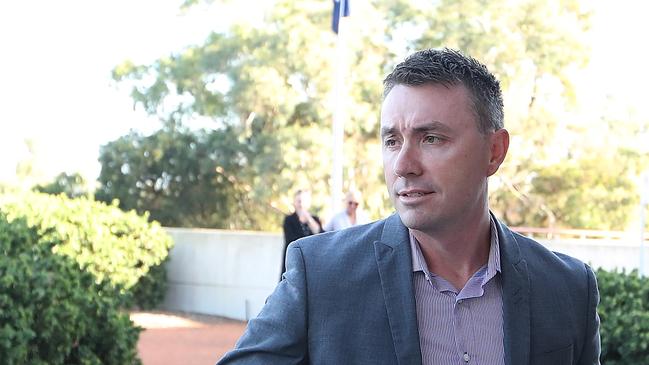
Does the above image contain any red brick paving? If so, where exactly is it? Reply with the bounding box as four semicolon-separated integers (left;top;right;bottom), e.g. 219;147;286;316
133;311;246;365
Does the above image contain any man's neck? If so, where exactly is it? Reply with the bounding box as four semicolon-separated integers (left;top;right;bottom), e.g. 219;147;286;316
411;213;492;291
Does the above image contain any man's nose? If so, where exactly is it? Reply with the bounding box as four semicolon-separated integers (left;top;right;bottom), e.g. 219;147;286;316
393;142;423;177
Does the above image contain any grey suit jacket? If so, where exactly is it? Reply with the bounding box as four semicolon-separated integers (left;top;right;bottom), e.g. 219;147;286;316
218;214;600;364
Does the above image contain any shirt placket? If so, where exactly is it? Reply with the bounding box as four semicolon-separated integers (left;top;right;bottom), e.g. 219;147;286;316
454;295;474;364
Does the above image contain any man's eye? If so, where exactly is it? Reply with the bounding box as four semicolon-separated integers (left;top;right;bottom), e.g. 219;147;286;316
384;138;397;147
423;135;441;144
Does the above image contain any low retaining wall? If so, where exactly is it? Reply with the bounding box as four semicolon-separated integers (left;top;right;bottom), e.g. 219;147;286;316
540;238;646;272
162;228;283;321
161;227;648;321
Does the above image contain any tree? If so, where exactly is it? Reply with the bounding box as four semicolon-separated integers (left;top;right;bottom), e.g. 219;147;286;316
34;172;88;198
96;124;284;229
498;152;638;230
108;0;647;230
109;0;395;228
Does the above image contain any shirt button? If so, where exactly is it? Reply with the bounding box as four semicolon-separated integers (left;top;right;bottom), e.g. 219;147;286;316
457;299;463;304
463;352;470;362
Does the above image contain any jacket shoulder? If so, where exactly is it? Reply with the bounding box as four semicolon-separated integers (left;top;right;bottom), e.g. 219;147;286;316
510;230;589;272
292;218;385;254
504;228;595;303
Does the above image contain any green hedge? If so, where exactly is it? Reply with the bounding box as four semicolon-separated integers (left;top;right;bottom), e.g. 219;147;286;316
0;191;173;309
597;268;649;364
0;213;141;365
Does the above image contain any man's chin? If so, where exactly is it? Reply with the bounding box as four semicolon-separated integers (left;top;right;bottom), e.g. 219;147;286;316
397;210;428;231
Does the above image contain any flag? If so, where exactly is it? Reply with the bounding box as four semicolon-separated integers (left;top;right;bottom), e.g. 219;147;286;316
331;0;350;34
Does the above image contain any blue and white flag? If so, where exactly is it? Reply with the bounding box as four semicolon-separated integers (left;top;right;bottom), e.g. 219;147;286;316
331;0;350;34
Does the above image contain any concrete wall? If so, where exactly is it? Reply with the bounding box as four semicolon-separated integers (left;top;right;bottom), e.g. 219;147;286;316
162;228;284;321
161;227;649;321
539;238;647;273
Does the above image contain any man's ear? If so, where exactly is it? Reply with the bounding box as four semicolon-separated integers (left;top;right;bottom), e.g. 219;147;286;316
486;128;509;176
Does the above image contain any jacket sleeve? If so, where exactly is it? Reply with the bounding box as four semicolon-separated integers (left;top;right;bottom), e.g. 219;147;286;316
216;243;309;365
577;264;601;365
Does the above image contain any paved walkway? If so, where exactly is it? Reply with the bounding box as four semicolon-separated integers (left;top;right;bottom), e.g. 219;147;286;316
131;311;246;365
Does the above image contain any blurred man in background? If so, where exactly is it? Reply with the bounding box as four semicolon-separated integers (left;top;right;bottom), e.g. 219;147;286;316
323;189;369;231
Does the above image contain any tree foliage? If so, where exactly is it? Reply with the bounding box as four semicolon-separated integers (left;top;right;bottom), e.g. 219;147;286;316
96;124;283;229
108;0;393;229
104;0;647;230
493;152;640;229
34;172;88;198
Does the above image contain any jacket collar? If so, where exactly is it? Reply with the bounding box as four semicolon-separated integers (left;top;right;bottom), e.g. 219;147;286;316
374;213;531;365
493;216;531;365
374;213;422;365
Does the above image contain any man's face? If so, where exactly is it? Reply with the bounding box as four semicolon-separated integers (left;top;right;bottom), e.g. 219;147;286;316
345;195;359;215
294;191;311;211
380;83;505;234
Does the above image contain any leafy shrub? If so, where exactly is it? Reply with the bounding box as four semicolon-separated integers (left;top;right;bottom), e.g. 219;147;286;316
0;191;173;309
0;213;142;365
597;268;649;364
131;256;170;310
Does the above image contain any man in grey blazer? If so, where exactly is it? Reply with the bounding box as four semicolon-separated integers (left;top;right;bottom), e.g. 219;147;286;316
217;48;601;364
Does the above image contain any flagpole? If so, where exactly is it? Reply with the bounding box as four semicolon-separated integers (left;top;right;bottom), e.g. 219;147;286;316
331;0;346;213
640;172;648;276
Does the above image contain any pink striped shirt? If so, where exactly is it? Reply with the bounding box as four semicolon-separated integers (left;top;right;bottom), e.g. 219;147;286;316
410;218;505;365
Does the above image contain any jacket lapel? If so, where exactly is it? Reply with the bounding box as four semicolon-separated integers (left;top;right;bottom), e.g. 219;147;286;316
374;214;422;365
495;217;531;365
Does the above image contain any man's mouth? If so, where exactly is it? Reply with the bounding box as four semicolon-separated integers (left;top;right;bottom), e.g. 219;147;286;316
400;192;426;197
397;189;434;198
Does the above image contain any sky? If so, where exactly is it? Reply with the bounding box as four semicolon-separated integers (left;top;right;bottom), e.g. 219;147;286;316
0;0;266;183
0;0;647;185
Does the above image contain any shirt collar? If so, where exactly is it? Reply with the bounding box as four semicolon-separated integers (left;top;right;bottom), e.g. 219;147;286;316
409;215;501;285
